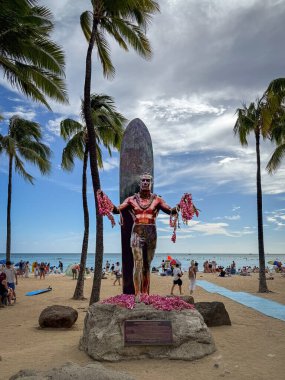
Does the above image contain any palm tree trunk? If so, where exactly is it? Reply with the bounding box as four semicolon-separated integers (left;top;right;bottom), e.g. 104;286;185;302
73;144;89;300
6;154;13;262
255;129;268;293
83;18;104;305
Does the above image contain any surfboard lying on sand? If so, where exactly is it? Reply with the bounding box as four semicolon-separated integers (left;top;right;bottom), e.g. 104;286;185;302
25;287;52;296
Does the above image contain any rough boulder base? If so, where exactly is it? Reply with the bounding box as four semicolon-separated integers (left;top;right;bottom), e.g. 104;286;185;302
9;362;135;380
39;305;78;328
80;302;216;361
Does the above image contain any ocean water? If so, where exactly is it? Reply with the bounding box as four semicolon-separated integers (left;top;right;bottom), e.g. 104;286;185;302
1;253;284;271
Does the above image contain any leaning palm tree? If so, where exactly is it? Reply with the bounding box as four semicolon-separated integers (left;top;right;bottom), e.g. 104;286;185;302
1;116;51;261
61;94;126;300
0;0;68;109
80;0;159;304
234;78;285;293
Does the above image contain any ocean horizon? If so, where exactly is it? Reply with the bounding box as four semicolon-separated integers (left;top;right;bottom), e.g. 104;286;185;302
1;252;284;271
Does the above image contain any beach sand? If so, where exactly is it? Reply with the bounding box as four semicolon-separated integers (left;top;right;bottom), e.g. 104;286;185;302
1;271;285;380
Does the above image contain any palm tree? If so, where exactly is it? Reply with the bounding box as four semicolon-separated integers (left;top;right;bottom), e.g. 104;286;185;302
80;0;159;304
234;78;285;293
61;94;126;300
1;116;51;262
0;0;68;109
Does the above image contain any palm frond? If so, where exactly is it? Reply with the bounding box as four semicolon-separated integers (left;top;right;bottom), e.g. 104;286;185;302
61;131;85;171
104;18;152;59
16;140;51;174
95;30;115;79
233;105;256;146
80;11;93;42
96;144;104;169
100;19;128;51
266;144;285;174
14;154;34;183
0;56;51;109
60;119;85;140
0;0;68;109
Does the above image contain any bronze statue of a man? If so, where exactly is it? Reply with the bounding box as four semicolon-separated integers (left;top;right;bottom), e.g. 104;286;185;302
112;173;178;297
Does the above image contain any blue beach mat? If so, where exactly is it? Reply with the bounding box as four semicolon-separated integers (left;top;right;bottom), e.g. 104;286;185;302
197;280;285;322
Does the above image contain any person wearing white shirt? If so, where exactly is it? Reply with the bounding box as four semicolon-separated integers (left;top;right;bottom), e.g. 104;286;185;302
4;260;17;302
113;262;122;286
170;264;183;295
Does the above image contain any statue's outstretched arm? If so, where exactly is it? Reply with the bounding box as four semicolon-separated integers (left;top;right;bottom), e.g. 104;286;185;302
159;197;179;215
113;198;131;214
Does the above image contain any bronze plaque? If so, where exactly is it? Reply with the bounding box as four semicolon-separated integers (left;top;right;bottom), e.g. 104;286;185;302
124;320;173;346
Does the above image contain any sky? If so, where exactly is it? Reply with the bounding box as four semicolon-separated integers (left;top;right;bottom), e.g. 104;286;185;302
0;0;285;255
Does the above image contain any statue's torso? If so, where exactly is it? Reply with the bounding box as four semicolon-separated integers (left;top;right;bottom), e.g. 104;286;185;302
122;193;170;225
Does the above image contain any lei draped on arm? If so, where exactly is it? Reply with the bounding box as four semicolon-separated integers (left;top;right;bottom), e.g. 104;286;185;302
170;193;199;243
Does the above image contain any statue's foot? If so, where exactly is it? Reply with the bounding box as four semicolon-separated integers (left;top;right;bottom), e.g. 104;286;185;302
135;294;141;303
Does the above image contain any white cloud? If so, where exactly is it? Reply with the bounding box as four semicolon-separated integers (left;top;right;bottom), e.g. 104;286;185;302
225;215;241;221
101;157;119;172
266;209;285;228
46;117;65;136
3;106;36;121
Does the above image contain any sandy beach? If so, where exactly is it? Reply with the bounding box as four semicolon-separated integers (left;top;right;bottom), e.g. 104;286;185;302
1;271;285;380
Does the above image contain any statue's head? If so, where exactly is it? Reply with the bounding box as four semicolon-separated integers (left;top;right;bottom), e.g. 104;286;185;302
139;173;152;191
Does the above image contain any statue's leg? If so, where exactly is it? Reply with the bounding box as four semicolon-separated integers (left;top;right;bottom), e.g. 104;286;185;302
142;248;155;294
132;246;143;296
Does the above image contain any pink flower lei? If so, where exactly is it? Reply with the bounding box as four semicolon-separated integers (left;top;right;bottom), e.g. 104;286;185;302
96;190;116;227
179;193;199;224
101;293;195;311
169;193;199;243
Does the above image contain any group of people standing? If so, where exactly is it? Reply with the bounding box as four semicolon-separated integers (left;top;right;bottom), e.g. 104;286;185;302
104;261;122;286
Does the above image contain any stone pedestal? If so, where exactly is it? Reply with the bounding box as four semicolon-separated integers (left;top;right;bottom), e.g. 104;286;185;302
80;303;216;361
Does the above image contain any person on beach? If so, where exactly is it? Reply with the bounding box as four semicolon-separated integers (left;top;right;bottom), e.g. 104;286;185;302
170;263;183;295
113;262;122;286
188;260;197;295
0;272;9;306
58;261;63;273
19;260;24;277
4;261;18;302
105;261;110;273
39;262;46;280
24;261;30;278
71;264;80;280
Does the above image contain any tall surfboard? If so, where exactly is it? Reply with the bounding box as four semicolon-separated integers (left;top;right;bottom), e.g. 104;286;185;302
120;118;154;294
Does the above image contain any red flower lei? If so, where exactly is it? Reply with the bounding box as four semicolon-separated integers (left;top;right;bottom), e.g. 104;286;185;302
169;193;199;243
96;190;116;227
